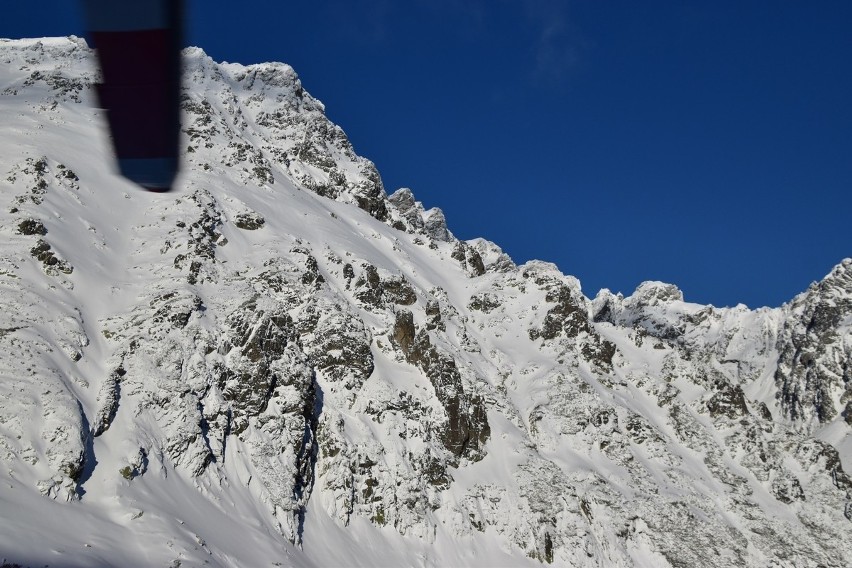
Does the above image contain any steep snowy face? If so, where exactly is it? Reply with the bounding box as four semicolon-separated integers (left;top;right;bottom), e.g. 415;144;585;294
1;37;851;568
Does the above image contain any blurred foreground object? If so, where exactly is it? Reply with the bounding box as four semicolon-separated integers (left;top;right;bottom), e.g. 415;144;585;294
82;0;183;192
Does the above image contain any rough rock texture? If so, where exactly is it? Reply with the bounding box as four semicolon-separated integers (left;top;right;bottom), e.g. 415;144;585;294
776;260;852;426
0;37;850;567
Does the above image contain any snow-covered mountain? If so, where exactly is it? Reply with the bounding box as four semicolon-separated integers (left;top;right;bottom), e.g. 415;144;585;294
1;36;850;567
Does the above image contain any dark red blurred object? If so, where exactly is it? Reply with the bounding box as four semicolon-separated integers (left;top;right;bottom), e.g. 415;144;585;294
82;0;183;192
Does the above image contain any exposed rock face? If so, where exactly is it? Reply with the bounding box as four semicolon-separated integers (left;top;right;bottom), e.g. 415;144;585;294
387;188;453;241
451;240;486;277
775;259;852;426
350;263;417;309
391;310;490;462
0;37;850;567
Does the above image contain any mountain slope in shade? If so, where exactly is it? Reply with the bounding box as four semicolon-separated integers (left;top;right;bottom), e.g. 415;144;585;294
0;37;850;567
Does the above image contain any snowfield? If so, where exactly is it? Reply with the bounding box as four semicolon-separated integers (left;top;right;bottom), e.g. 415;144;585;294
1;37;851;567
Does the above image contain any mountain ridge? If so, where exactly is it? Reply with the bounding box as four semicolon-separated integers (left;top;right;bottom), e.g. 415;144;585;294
1;36;850;567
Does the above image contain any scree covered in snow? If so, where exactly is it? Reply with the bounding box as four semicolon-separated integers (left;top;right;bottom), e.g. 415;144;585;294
1;37;851;567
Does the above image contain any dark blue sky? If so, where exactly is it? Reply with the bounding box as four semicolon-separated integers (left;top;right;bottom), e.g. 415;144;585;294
3;1;850;308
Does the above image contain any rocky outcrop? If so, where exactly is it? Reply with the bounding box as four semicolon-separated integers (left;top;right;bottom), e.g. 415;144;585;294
352;264;417;309
776;259;852;426
387;188;453;241
451;241;486;277
527;269;617;372
391;310;490;462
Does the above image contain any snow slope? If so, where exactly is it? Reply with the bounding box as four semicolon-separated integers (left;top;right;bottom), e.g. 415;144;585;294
0;37;850;567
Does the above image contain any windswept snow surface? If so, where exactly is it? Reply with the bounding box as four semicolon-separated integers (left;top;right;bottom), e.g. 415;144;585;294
1;37;851;567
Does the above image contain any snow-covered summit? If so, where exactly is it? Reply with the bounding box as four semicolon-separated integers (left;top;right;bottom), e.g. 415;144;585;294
1;37;851;567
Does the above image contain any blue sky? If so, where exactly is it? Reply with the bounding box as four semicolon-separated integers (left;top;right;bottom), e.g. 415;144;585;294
3;1;850;308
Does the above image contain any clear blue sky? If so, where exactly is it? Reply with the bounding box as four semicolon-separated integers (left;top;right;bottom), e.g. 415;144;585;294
3;1;850;308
